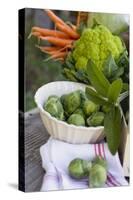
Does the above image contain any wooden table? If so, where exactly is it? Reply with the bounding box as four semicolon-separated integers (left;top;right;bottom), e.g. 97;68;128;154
25;108;50;192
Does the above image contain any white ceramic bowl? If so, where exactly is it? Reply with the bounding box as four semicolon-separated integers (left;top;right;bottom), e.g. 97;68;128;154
34;81;104;144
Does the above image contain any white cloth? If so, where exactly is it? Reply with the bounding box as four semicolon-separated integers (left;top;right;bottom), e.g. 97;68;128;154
40;137;128;191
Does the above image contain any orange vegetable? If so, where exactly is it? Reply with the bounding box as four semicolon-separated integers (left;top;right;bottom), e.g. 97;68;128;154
56;22;80;39
49;51;68;59
39;36;74;47
36;46;61;52
45;9;66;26
32;27;70;39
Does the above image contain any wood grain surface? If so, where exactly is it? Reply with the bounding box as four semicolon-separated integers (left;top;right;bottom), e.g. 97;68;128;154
25;109;49;192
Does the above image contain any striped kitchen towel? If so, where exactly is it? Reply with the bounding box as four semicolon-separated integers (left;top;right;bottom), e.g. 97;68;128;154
40;137;128;191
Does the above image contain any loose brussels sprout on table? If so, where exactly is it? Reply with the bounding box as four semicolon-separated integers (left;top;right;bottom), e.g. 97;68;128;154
89;163;107;187
68;158;92;179
93;156;108;170
68;156;107;188
44;89;104;127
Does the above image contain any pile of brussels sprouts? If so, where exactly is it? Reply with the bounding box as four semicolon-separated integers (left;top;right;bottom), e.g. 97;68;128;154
68;156;108;187
44;90;105;127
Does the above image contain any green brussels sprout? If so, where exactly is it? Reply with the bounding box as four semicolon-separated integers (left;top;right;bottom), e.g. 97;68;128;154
61;91;81;115
67;114;85;126
60;94;67;104
101;105;111;113
73;108;85;118
44;97;64;120
48;95;59;101
86;112;104;127
89;164;107;187
80;90;88;105
83;100;99;117
68;158;92;179
93;156;107;170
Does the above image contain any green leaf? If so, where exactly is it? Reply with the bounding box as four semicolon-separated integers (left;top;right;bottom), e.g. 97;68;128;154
110;67;124;82
104;106;121;155
117;50;129;69
75;70;89;84
63;68;77;82
86;60;110;97
103;54;118;79
107;78;123;103
85;86;109;105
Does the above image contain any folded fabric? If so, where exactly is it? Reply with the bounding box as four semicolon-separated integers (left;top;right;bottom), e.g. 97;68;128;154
40;137;128;191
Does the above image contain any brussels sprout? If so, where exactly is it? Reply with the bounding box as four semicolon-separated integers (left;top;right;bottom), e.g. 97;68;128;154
68;158;92;179
67;114;85;126
44;98;64;120
87;112;104;127
73;108;85;118
61;91;81;115
80;90;88;105
60;94;67;104
102;105;111;113
89;164;107;187
83;100;99;117
48;95;59;101
93;156;107;170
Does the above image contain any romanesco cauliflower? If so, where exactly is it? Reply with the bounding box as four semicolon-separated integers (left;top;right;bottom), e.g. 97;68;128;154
72;25;124;70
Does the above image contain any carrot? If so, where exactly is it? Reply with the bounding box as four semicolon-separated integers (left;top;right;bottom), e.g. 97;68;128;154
32;27;70;39
36;45;61;52
55;22;80;39
39;36;74;47
31;31;41;37
48;51;68;59
44;51;68;62
37;45;72;54
45;9;66;26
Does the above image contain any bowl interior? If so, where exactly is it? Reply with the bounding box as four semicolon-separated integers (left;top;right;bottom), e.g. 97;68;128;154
34;81;104;131
35;81;86;110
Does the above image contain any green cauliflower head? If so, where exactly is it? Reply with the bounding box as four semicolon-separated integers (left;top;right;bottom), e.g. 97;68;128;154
72;25;124;70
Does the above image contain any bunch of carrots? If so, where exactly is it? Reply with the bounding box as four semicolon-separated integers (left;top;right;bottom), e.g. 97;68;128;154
29;9;80;62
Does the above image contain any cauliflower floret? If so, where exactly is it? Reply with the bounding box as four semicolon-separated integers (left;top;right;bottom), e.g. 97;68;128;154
72;25;124;70
75;56;88;70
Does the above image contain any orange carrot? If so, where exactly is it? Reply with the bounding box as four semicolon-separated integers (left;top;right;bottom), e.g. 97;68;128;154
48;51;68;59
36;45;60;52
55;22;80;39
32;31;42;36
32;27;70;39
39;36;74;47
37;45;72;54
45;9;66;26
44;51;68;62
28;31;41;39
